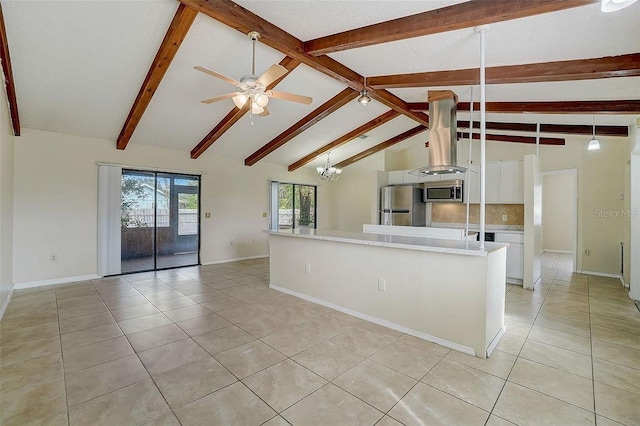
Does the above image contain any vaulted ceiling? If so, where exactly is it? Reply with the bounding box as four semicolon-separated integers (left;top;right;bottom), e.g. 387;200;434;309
2;0;639;172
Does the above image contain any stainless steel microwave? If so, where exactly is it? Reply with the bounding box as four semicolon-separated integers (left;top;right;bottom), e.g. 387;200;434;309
423;180;464;203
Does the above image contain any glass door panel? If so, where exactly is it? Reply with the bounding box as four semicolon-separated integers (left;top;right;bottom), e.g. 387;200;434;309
295;185;316;229
120;171;156;274
278;183;294;230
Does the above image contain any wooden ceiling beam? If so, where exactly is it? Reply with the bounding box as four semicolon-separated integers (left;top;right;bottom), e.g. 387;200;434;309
457;132;565;145
368;53;640;89
244;88;358;166
179;0;430;131
116;3;197;150
0;3;20;136
407;100;640;114
288;110;400;171
190;56;300;159
457;121;628;137
335;125;428;169
304;0;596;56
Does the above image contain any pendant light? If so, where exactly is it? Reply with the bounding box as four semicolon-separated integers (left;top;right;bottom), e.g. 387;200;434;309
588;116;601;151
358;77;372;105
601;0;638;12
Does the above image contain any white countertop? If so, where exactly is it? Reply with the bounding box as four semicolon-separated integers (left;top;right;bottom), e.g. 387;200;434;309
431;222;524;234
269;228;507;257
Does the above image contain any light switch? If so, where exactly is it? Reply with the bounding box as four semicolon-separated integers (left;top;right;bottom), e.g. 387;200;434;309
262;212;267;217
205;212;211;218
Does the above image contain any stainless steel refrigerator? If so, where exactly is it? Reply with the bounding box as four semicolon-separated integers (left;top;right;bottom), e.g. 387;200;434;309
380;185;426;226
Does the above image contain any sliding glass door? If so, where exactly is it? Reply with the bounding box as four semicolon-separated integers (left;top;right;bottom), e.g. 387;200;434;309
272;182;317;231
121;170;200;274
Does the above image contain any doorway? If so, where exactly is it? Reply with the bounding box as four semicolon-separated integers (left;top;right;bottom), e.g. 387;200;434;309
120;170;200;274
541;169;578;272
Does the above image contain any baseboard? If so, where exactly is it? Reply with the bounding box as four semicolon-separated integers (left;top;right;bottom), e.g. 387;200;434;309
0;284;15;321
14;274;101;290
270;284;477;357
486;326;506;358
201;255;268;266
542;249;573;254
506;278;523;285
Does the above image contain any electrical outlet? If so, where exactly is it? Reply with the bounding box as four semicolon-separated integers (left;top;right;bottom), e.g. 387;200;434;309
502;215;508;222
378;278;386;291
584;249;590;256
50;253;57;262
305;263;311;274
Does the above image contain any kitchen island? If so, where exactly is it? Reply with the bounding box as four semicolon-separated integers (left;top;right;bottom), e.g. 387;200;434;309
268;229;508;358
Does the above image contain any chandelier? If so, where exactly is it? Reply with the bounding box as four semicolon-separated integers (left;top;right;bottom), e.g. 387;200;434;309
317;153;342;182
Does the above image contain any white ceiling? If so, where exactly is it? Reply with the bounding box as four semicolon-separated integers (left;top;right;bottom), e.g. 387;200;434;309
3;0;639;170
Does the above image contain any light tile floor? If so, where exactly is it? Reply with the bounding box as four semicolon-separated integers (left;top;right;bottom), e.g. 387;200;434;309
1;254;639;425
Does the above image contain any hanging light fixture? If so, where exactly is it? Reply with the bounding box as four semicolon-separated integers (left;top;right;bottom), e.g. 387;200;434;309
317;153;342;181
588;116;601;151
601;0;638;12
358;77;372;105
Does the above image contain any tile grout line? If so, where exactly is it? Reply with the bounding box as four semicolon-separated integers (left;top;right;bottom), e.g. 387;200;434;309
54;287;71;426
588;274;598;426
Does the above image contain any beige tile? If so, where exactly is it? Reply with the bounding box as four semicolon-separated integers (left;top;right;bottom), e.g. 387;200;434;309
57;294;103;309
176;312;232;336
58;302;108;320
174;381;275;426
215;340;286;379
292;341;364;381
98;288;141;301
508;358;594;411
594;382;640;425
0;378;68;426
592;325;640;351
592;340;640;370
104;295;150;310
486;415;517;426
244;359;327;412
139;338;209;375
538;305;590;324
110;302;160;321
65;354;149;406
0;320;59;344
535;313;592;338
397;334;451;357
389;382;489;425
151;296;198;311
201;297;249;313
329;328;394;357
261;415;290;426
528;325;591;355
593;358;640;395
162;304;212;322
61;323;123;350
68;378;170;426
4;300;57;319
236;316;293;339
217;305;269;324
519;340;593;379
0;334;61;367
334;359;416;412
595;415;626;426
127;323;189;353
143;413;181;426
375;416;404;426
0;353;63;394
369;341;441;380
445;349;516;379
422;359;505;411
495;333;526;356
63;336;134;373
504;318;533;338
59;311;115;334
118;313;172;335
591;314;640;336
193;325;256;355
282;383;383;426
0;310;58;329
154;357;237;409
494;382;594;425
144;290;184;303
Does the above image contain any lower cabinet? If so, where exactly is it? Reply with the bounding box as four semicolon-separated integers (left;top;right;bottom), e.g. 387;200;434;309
495;232;524;283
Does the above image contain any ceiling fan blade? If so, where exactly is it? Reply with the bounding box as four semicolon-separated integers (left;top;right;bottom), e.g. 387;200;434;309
256;64;288;87
258;107;270;117
194;66;241;87
268;90;313;105
200;92;237;104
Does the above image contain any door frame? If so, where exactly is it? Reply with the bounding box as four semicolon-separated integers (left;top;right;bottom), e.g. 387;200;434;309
542;168;578;272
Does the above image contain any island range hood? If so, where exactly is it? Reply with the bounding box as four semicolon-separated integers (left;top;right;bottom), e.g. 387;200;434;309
409;90;466;176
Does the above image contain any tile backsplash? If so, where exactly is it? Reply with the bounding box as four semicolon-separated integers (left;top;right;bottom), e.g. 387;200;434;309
431;203;524;225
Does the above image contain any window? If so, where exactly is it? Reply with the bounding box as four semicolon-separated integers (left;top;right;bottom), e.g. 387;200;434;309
270;181;317;230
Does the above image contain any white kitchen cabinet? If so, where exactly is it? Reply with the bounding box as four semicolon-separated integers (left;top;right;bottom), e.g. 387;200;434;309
496;232;524;283
388;171;404;184
468;163;499;204
418;174;442;183
402;170;420;184
499;161;524;203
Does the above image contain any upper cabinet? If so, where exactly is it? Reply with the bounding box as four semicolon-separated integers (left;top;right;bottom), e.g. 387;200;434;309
468;163;499;204
499;160;525;203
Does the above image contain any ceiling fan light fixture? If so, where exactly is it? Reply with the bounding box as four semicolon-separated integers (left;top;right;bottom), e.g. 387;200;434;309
601;0;638;12
232;93;248;109
358;90;372;105
254;92;269;108
250;103;264;115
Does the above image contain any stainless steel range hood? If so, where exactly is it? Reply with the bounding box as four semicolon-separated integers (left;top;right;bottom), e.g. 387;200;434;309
409;90;466;176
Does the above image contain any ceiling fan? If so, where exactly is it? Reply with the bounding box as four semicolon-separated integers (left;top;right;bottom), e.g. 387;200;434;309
194;31;312;116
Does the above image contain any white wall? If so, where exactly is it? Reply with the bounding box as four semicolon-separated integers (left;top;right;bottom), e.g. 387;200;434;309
542;171;576;253
1;69;15;313
12;128;321;284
